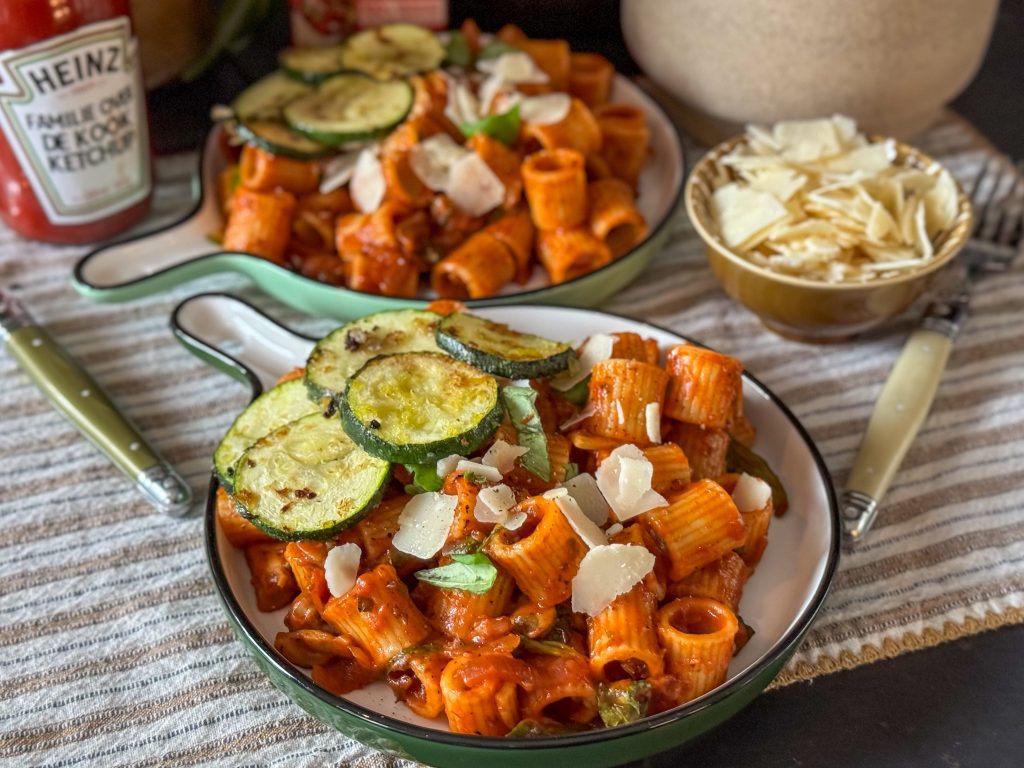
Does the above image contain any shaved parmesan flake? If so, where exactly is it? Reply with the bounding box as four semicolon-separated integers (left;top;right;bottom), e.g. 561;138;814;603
482;439;529;474
474;483;517;523
559;401;597;431
324;542;361;598
436;454;465;480
444;80;481;126
350;148;386;213
732;472;772;513
562;472;609;526
605;522;624;537
476;52;548;84
645;403;661;444
393;492;458;559
409;134;470;192
504;510;527;531
519;93;571;125
447;152;505;217
545;488;607;549
595;444;667;522
551;333;615;392
711;183;789;249
456;459;503;484
320;148;363;193
571;543;656;616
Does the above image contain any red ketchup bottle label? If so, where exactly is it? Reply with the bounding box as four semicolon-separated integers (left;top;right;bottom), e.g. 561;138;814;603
0;16;151;226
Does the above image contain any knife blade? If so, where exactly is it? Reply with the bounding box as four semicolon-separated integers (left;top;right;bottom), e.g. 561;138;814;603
0;290;192;517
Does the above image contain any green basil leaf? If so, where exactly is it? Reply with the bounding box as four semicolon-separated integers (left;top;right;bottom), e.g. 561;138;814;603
562;462;580;481
597;680;652;728
403;462;444;494
559;375;591;406
444;30;474;68
519;637;577;657
477;40;521;61
507;718;586;738
460;104;521;146
725;440;789;515
501;385;550;481
414;552;498;594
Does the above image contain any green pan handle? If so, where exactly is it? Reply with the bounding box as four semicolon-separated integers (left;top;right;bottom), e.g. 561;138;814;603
5;325;192;516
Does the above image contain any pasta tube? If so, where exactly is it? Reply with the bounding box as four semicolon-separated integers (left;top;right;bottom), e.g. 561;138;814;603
642;479;746;581
568;52;614;108
521;149;588;231
485;210;536;284
588;178;648;257
441;653;529;736
387;647;451;719
667;551;748;611
537;227;613;284
664;344;744;428
239;144;319;194
521;651;598;725
322;563;431;668
584;358;669;445
522;97;602;157
596;104;650;187
657;597;739;702
245;542;299;612
430;231;517;298
588;584;664;682
484;496;587;607
667;422;730;481
222;187;296;265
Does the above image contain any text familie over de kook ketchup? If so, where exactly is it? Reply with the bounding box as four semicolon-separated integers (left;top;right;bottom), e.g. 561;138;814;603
0;1;152;244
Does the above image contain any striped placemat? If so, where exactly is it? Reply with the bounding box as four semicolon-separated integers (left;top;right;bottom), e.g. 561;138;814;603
1;110;1021;766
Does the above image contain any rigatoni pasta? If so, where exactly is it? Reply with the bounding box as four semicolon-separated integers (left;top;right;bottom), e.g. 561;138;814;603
217;308;787;738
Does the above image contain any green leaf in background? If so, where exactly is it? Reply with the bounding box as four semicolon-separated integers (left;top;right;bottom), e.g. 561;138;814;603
501;385;550;481
477;40;521;61
414;552;497;593
460;104;521;146
725;440;789;515
403;462;444;495
559;375;591;406
597;680;652;728
444;30;474;68
562;462;580;481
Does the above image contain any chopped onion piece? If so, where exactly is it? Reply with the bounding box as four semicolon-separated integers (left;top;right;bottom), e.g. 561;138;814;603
571;543;656;616
645;403;661;444
392;492;458;559
732;472;772;513
456;459;503;484
562;472;609;526
350;148;386;212
324;542;361;598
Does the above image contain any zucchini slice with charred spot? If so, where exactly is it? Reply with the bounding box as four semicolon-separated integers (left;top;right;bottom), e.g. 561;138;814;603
214;378;318;490
436;312;573;379
304;309;442;407
232;412;391;540
341;352;502;464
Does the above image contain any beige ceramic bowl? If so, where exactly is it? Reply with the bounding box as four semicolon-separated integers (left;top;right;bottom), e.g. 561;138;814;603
685;137;973;341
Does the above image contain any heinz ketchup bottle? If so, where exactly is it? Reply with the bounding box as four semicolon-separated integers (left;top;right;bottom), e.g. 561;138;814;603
0;1;152;244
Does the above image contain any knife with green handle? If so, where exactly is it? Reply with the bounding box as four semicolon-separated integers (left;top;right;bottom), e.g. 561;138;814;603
1;291;192;517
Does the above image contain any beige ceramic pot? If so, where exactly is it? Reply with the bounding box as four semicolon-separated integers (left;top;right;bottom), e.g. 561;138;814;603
622;0;999;144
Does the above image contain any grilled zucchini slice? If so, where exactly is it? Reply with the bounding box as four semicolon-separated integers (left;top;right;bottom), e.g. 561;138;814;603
234;119;334;159
339;23;445;80
341;352;502;464
436;313;573;379
213;378;318;490
279;45;347;83
232;70;314;122
283;73;413;145
233;412;391;540
305;309;442;406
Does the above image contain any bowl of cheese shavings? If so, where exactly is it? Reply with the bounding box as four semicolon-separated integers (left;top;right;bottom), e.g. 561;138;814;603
685;115;973;342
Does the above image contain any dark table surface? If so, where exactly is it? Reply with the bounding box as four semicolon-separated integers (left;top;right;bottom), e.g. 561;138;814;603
145;3;1024;766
